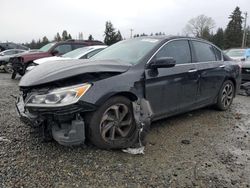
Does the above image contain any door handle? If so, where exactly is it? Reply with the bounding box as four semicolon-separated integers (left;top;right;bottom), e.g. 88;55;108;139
188;69;197;73
219;65;225;68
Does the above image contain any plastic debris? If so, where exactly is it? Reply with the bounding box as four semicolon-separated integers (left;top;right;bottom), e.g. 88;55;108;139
122;146;145;155
0;137;11;143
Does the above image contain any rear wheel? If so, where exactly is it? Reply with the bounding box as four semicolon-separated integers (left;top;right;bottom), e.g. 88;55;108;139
216;80;235;110
86;96;138;149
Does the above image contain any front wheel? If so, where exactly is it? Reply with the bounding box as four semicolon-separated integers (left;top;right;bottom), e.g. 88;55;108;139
216;80;235;110
86;96;138;149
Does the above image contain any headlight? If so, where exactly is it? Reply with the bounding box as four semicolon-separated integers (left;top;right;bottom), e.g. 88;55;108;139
26;84;91;107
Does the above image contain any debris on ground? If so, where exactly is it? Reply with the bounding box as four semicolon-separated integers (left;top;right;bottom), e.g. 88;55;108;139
181;139;191;145
0;136;11;143
122;146;145;155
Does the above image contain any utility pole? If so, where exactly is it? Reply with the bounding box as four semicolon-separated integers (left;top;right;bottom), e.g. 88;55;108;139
242;12;248;48
130;29;134;38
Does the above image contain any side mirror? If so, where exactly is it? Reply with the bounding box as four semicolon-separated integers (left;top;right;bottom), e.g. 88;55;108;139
51;50;59;56
149;57;176;69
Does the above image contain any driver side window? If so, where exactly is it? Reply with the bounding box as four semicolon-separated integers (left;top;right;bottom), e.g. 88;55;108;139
155;40;191;64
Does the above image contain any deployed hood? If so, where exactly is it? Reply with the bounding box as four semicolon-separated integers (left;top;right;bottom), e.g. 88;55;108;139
19;59;132;87
34;56;71;65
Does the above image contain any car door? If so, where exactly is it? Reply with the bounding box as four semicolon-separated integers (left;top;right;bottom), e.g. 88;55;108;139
145;39;199;119
190;40;226;105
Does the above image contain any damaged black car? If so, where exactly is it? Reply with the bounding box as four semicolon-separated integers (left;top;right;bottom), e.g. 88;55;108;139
16;36;241;149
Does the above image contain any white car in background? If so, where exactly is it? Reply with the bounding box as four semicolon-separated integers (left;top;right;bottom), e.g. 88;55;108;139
26;45;107;72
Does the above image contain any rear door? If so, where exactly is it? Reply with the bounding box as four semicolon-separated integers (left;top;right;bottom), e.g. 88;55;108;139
191;40;225;105
145;39;199;119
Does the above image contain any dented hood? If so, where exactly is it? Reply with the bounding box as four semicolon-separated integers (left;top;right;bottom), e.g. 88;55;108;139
19;59;132;87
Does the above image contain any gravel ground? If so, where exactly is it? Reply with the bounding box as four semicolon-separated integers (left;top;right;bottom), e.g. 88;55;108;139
0;72;249;188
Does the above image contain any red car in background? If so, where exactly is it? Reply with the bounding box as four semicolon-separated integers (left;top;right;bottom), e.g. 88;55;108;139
10;39;104;79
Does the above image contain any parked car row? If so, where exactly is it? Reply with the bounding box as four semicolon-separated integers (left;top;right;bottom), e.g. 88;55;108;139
15;36;241;149
10;39;105;79
0;49;35;73
26;45;107;72
0;42;29;52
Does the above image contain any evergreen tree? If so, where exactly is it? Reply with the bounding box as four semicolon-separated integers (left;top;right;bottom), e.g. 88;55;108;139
62;30;69;41
54;32;61;42
116;30;123;41
224;6;243;49
212;28;224;49
68;34;72;39
104;21;119;45
42;36;49;46
88;34;94;41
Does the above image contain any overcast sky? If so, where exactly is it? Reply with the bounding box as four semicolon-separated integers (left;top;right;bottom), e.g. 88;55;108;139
1;0;249;43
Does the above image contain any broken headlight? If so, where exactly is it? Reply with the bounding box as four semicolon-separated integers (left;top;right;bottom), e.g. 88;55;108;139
26;84;91;107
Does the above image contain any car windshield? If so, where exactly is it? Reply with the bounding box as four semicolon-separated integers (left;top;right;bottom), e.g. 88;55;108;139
226;49;246;57
91;38;160;64
62;47;91;58
39;43;56;52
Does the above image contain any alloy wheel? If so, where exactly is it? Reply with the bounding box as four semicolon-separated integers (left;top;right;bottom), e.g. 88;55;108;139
221;83;234;108
100;103;133;142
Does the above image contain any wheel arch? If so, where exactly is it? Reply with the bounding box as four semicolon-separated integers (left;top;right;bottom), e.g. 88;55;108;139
95;91;139;106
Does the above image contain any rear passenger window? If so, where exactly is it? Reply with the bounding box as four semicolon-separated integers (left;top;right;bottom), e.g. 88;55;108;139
192;41;216;62
155;40;191;64
213;47;222;61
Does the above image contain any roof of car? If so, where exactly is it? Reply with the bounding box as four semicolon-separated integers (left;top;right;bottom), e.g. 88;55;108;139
132;35;210;42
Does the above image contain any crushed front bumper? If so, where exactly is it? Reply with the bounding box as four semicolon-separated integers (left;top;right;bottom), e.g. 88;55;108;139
15;96;97;146
15;96;38;125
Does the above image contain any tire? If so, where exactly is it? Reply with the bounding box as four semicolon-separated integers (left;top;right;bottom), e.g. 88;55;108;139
11;71;16;79
216;80;235;111
85;96;138;149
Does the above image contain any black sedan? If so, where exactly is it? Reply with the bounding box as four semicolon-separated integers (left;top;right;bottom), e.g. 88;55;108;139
16;36;241;149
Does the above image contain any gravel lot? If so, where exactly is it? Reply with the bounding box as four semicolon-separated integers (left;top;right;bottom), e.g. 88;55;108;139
0;72;249;188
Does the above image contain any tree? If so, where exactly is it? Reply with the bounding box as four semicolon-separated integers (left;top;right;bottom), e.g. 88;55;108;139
116;30;123;41
68;34;72;40
211;28;224;49
184;14;215;38
61;30;72;40
88;34;94;41
224;7;243;49
201;26;211;40
104;21;121;45
54;32;61;42
42;36;49;46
